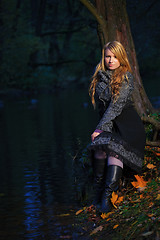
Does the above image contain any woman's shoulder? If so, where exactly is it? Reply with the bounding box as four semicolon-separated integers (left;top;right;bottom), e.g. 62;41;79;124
124;71;134;84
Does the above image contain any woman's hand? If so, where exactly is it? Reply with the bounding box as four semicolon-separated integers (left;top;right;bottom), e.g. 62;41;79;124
91;129;103;142
91;131;100;142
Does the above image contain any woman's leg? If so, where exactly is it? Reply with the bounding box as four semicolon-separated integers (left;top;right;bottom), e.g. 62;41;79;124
107;155;123;168
92;150;107;206
101;155;123;212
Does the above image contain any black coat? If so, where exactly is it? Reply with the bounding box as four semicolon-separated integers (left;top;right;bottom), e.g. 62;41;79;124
89;70;146;172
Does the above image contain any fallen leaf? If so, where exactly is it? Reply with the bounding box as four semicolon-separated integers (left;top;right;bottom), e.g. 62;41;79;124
147;163;156;169
101;211;113;219
148;202;154;208
76;209;83;215
155;152;160;156
90;225;103;235
106;218;111;222
86;205;94;212
113;224;119;229
116;196;124;204
111;192;124;208
131;175;147;191
140;194;144;199
141;231;153;237
156;194;160;200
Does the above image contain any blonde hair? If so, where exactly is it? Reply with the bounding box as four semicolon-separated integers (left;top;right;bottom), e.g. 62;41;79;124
89;41;132;107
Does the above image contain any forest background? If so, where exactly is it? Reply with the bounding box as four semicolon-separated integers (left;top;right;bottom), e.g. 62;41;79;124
0;0;160;99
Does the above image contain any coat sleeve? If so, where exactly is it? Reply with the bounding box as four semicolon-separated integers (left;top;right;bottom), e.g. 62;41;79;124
96;73;134;132
95;70;111;103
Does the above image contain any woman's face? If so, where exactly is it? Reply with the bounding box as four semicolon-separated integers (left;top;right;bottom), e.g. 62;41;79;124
104;48;120;70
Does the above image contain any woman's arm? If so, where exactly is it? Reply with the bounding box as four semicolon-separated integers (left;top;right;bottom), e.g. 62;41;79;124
96;70;111;103
96;73;134;132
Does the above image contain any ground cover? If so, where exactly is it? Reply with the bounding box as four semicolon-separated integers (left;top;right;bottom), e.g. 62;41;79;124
75;146;160;240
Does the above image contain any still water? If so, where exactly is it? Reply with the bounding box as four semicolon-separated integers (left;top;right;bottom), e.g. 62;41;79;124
0;89;98;240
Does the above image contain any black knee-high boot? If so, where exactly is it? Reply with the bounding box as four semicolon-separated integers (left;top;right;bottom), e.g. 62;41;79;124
101;165;122;213
92;158;106;206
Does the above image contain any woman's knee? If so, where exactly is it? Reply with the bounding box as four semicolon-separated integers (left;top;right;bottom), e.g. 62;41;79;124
94;150;107;159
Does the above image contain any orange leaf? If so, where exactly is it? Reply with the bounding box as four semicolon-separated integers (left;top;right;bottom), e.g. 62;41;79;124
111;192;124;208
111;192;118;208
147;163;156;169
131;175;147;191
140;194;144;199
116;196;124;204
76;207;86;215
76;209;83;215
155;152;160;156
101;211;113;219
113;224;119;229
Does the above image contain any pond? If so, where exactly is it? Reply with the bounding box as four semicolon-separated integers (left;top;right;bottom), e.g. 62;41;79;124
0;89;98;240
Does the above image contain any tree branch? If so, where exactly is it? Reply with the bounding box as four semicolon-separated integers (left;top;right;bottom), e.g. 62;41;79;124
79;0;107;29
138;0;159;20
141;116;160;130
142;116;160;146
146;141;160;147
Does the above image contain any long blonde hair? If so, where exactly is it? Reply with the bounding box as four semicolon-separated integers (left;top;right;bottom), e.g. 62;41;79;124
89;41;132;107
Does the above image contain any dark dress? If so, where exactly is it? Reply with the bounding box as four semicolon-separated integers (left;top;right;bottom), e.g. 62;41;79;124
89;70;146;172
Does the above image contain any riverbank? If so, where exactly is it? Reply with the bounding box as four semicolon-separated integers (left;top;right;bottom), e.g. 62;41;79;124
75;146;160;240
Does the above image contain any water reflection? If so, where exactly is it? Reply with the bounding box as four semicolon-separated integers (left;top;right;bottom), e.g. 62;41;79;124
24;169;42;237
0;89;98;239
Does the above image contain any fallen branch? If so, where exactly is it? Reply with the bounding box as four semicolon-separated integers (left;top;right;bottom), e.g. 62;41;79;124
146;141;160;147
141;116;160;146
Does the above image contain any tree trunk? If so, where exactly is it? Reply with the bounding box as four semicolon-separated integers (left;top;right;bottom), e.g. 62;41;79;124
80;0;154;117
80;0;160;146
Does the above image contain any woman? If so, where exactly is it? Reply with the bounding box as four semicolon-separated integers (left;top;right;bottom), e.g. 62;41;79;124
89;41;146;213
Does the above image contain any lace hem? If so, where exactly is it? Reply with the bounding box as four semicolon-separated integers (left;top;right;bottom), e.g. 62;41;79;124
88;132;143;172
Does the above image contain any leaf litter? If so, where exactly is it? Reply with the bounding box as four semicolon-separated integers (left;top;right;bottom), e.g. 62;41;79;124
75;145;160;239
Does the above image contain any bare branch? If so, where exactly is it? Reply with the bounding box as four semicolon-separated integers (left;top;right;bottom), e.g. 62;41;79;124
141;116;160;130
79;0;107;29
146;141;160;147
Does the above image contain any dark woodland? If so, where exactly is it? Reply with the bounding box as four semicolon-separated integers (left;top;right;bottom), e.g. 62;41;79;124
0;1;160;239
